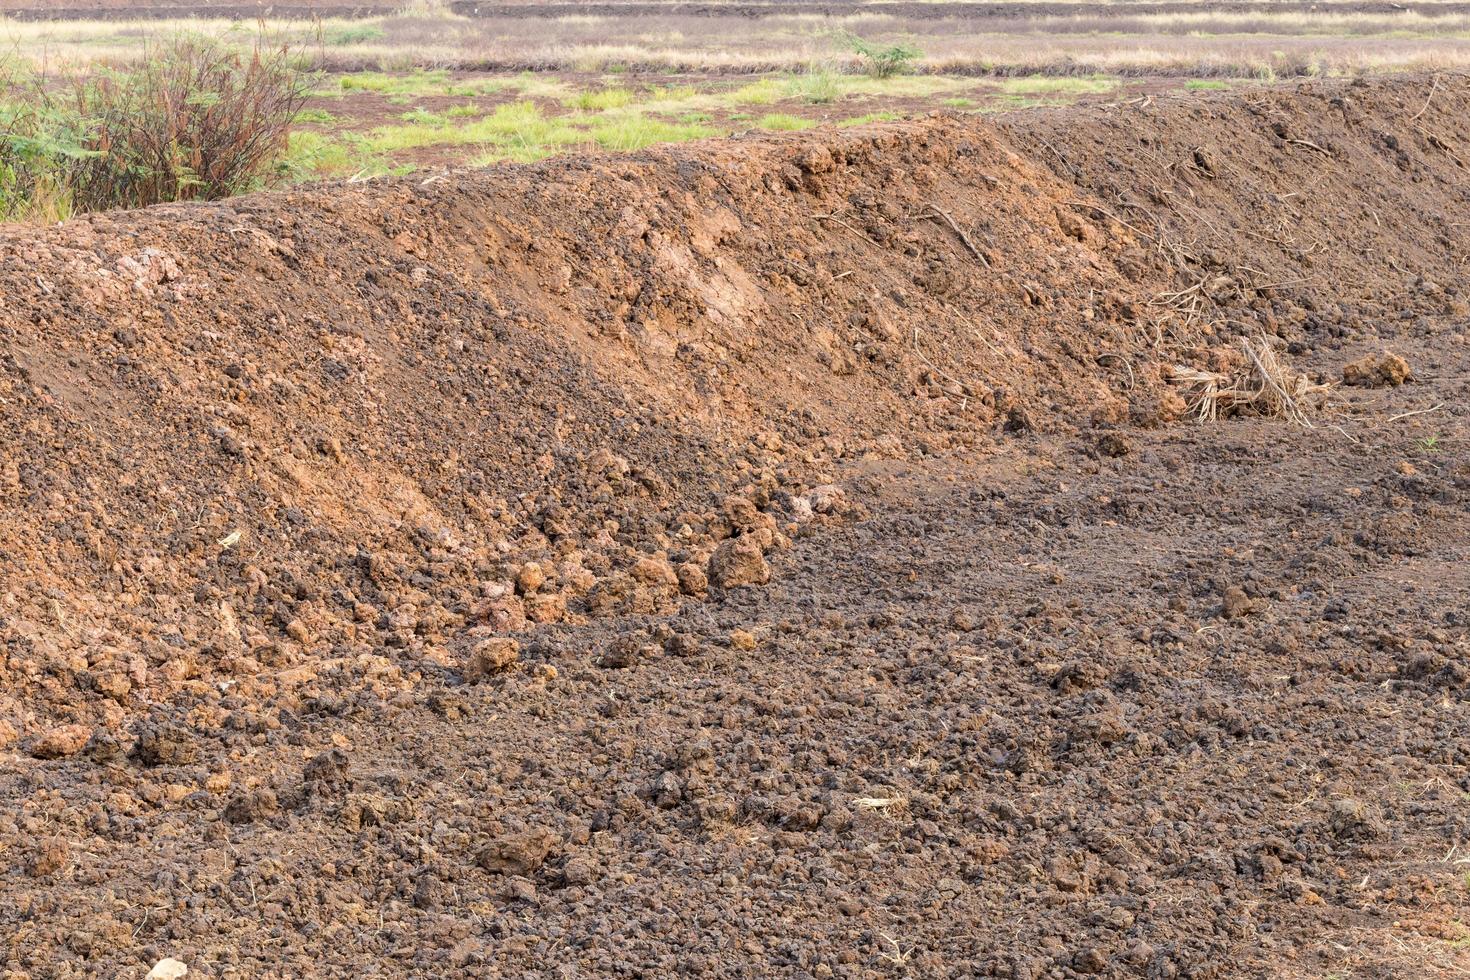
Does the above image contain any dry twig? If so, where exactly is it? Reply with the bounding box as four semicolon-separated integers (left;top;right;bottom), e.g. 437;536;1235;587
915;204;990;267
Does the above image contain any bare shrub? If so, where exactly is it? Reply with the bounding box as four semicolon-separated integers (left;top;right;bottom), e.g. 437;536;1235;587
58;35;310;212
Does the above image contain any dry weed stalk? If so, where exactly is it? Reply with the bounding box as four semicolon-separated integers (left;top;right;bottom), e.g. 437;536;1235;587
1169;334;1327;427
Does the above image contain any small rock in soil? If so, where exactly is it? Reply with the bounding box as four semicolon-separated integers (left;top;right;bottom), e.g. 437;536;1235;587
630;557;678;588
806;484;845;514
676;562;708;596
653;770;684;808
515;562;547;594
303;748;351;795
524;593;566;624
1328;798;1386;841
133;725;200;766
500;877;538;903
1096;431;1132;457
599;635;656;669
83;731;132;765
1219;585;1255;619
561;857;596;887
146;959;189;980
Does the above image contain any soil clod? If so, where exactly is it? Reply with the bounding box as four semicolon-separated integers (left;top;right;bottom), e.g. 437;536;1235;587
1343;350;1413;387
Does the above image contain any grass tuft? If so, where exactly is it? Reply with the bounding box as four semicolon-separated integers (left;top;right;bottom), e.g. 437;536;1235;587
757;113;816;131
566;87;636;111
588;115;714;151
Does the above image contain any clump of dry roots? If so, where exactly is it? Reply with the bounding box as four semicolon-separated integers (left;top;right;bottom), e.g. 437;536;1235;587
1168;335;1329;427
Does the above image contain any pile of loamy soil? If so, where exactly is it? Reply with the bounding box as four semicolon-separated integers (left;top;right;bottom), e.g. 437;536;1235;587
1;74;1468;979
0;99;1191;741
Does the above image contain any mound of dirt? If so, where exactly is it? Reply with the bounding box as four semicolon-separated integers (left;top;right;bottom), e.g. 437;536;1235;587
1;103;1195;739
4;72;1467;740
1;74;1469;978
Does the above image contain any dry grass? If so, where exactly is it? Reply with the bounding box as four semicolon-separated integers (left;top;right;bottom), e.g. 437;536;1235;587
4;6;1470;78
1169;336;1330;427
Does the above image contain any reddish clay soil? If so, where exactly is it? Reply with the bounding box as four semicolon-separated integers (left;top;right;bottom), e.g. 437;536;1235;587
2;76;1470;978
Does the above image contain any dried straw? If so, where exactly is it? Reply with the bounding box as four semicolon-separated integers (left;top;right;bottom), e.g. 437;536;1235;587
1169;334;1328;427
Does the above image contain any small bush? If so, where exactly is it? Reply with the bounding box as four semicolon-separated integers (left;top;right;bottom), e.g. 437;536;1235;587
844;34;922;79
0;69;91;221
2;36;310;218
63;37;309;211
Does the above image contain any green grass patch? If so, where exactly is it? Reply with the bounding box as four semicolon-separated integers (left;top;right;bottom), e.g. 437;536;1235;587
648;84;698;103
785;70;840;104
398;106;448;125
361;100;572;154
836;111;899;127
335;69;447;95
295;107;339;124
566;87;636;111
279;130;374;180
325;69;510;99
1186;79;1231;90
396;103;486;126
587;115;715;151
757;113;815;131
990;94;1071;111
995;74;1119;96
322;24;385;46
942;96;978;109
728;79;784;106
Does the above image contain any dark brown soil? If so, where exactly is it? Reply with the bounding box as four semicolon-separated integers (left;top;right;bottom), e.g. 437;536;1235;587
2;76;1469;978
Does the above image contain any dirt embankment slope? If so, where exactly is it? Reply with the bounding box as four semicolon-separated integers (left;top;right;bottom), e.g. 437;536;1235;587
1;74;1469;979
1;74;1466;741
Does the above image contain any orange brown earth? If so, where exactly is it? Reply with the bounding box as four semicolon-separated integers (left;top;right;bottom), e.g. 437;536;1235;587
2;75;1470;977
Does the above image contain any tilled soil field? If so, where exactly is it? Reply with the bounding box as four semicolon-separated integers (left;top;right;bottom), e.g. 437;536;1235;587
2;76;1469;978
